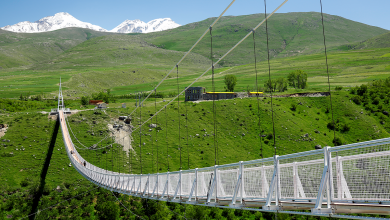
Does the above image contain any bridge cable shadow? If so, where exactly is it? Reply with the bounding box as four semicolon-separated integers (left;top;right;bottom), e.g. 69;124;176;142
29;117;59;220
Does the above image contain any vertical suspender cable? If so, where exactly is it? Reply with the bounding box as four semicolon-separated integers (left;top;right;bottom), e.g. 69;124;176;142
320;0;336;145
133;0;289;132
128;0;237;117
166;106;169;171
210;27;218;166
253;31;264;159
139;93;142;174
264;0;276;156
264;2;277;220
177;65;182;170
186;101;189;169
155;89;158;173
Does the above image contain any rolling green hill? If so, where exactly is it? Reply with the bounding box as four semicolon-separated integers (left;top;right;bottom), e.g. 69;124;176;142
336;31;390;50
1;87;390;219
0;28;119;69
140;12;388;67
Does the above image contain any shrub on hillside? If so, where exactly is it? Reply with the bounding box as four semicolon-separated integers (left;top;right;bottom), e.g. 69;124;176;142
333;137;343;146
290;103;297;111
351;96;361;105
266;133;273;140
327;121;336;130
340;123;350;133
357;84;368;96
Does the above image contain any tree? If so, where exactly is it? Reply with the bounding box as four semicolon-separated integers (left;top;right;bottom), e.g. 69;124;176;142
276;77;288;92
288;70;308;89
81;96;89;106
224;75;237;92
264;79;276;92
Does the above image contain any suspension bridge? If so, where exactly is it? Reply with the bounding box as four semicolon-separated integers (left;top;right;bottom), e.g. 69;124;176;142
55;0;390;219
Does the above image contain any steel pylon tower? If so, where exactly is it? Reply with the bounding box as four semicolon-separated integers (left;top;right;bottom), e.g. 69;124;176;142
58;78;64;111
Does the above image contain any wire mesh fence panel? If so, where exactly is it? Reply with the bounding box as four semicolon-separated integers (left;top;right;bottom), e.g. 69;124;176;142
278;151;325;200
330;143;390;202
197;169;214;198
243;160;274;199
217;165;239;199
168;173;180;196
158;174;167;196
149;175;157;195
140;175;148;193
181;172;195;197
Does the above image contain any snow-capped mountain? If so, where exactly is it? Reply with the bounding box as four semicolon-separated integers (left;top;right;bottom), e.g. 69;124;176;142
1;12;107;33
1;13;181;34
110;18;181;33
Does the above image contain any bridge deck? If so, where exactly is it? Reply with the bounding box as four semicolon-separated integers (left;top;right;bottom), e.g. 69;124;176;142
58;110;390;219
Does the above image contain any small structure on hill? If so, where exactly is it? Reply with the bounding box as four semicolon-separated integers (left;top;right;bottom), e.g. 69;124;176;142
248;92;264;97
185;87;237;101
96;102;107;109
89;100;103;105
119;116;127;120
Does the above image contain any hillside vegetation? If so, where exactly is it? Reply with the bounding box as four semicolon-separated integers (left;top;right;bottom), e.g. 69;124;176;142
140;12;388;66
0;28;118;69
0;13;389;99
1;83;390;218
0;34;213;98
336;31;390;50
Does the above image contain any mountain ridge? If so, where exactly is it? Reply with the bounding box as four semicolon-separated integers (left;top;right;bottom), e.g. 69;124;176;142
1;12;181;34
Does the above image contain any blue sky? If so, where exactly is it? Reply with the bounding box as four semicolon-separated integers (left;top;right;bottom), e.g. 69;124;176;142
1;0;389;31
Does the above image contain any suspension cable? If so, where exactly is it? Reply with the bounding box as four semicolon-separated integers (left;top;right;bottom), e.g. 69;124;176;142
177;65;182;170
165;106;169;171
65;115;109;149
264;0;277;156
139;92;143;174
135;0;288;130
253;31;264;159
186;100;189;169
155;89;159;173
320;0;336;145
210;26;218;166
132;0;289;133
128;0;237;117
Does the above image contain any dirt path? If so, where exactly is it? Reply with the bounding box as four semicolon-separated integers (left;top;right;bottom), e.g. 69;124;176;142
107;123;135;157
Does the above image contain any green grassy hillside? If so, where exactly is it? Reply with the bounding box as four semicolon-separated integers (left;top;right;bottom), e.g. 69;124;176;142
140;12;388;67
0;28;119;69
1;84;389;219
336;31;390;50
109;47;390;96
0;34;213;98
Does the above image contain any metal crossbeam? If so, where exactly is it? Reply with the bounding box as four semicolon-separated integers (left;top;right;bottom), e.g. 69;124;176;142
59;108;390;219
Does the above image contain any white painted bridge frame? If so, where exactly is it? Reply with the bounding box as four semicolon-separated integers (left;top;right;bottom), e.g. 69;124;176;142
59;110;390;219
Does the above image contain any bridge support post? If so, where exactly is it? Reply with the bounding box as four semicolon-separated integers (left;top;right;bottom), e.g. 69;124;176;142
151;174;159;198
187;168;198;204
262;155;280;211
229;161;243;207
206;165;217;205
173;170;182;201
311;147;334;214
142;174;150;198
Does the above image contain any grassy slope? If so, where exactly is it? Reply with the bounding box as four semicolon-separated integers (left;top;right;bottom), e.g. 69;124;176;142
110;47;390;95
336;31;390;50
0;28;118;69
1;91;389;188
140;12;388;67
0;34;212;98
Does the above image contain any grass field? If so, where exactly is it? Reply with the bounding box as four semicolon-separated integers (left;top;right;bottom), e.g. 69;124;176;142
108;47;390;96
140;12;388;66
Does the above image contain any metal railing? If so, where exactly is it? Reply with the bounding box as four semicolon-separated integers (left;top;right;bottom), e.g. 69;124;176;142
59;110;390;219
